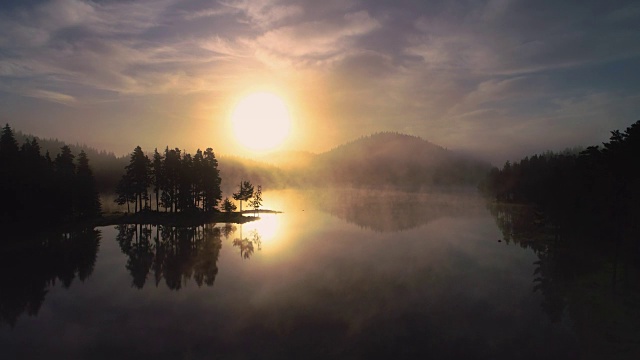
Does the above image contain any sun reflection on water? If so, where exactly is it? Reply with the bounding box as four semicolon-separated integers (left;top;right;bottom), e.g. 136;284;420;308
221;190;311;259
243;214;280;242
229;213;285;258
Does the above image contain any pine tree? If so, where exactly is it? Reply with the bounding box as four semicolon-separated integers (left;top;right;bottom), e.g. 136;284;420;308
0;125;20;220
201;148;222;211
193;149;204;209
0;124;19;159
162;147;181;212
232;181;254;212
250;185;262;216
121;146;151;213
178;152;195;211
222;197;237;213
151;148;164;212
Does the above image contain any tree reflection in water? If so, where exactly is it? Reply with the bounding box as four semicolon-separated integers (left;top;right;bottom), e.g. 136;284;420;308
232;229;262;260
0;228;101;327
488;203;640;357
222;223;236;240
116;224;222;290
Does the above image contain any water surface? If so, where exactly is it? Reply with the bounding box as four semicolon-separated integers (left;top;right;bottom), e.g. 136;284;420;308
0;189;599;359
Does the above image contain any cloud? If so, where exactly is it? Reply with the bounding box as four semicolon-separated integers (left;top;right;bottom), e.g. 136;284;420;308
0;0;638;162
250;10;380;65
23;88;77;105
0;0;257;100
223;0;303;27
407;0;640;76
182;6;235;21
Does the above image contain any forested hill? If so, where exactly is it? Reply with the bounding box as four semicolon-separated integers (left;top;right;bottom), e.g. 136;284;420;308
305;132;492;189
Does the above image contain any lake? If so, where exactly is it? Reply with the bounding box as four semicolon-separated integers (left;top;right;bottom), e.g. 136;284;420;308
1;189;636;359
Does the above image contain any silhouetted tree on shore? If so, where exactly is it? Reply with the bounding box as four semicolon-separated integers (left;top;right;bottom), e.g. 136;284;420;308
481;120;640;249
222;197;237;213
0;124;20;220
0;124;101;225
115;145;222;213
250;185;262;216
151;149;164;212
201;148;222;211
232;180;254;212
119;146;151;213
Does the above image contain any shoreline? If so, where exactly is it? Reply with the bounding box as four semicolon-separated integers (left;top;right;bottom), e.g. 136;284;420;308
94;209;282;227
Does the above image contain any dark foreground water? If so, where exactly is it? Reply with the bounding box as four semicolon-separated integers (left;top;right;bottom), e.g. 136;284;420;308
1;190;638;359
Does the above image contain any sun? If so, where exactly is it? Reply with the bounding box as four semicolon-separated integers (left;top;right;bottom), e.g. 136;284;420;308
230;92;292;152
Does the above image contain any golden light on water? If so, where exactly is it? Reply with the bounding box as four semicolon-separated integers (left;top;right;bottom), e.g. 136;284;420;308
244;214;281;243
233;214;287;257
229;191;312;258
230;92;292;152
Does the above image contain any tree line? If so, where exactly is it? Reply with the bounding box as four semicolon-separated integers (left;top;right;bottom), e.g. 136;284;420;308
481;120;640;246
0;124;101;225
115;146;223;213
115;144;266;215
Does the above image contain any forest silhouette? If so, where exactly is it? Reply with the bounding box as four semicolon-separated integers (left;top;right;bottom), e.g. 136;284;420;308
0;124;101;227
115;146;222;214
481;120;640;251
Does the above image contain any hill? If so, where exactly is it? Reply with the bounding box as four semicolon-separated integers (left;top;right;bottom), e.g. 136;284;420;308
305;132;491;190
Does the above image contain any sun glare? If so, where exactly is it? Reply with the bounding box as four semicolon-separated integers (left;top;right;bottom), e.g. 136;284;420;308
230;92;292;152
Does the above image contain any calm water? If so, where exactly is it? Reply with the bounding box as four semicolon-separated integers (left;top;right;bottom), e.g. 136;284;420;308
0;189;619;359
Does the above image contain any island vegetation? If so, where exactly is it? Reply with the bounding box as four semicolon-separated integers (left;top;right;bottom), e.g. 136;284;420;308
109;145;264;226
114;146;222;214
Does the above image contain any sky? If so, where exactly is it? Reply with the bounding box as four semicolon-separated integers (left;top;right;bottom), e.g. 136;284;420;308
0;0;639;163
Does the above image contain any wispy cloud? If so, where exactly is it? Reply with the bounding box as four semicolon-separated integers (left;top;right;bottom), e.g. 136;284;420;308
23;89;78;105
249;10;380;66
